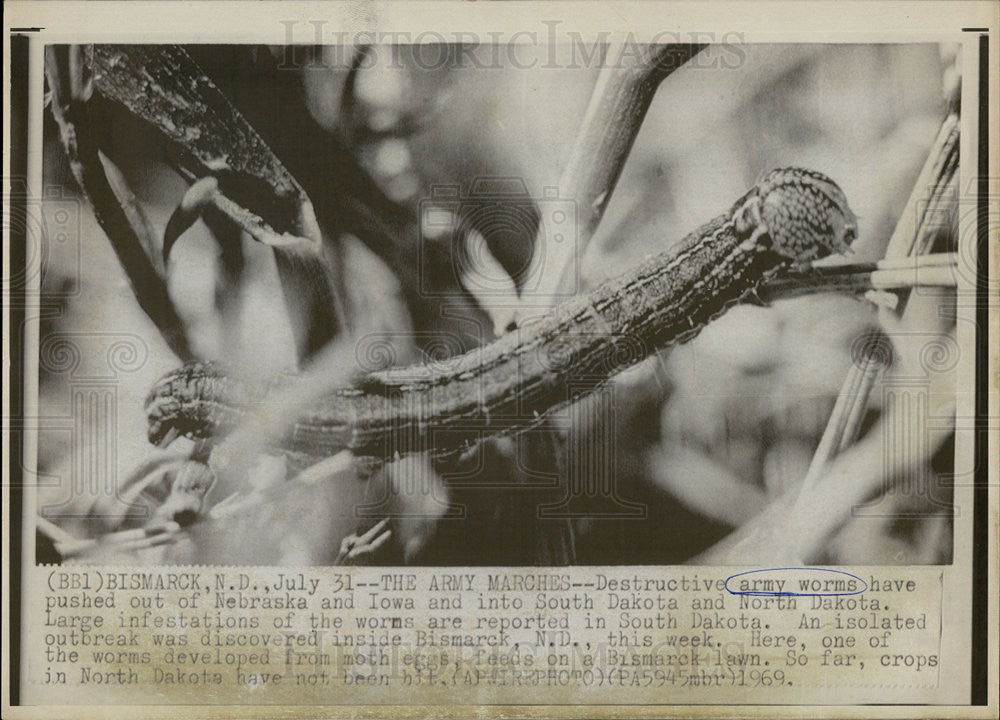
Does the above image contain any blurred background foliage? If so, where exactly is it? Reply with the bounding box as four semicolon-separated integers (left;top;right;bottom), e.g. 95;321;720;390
38;43;956;565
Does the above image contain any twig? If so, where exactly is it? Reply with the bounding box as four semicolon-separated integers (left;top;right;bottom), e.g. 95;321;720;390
89;45;310;223
192;45;490;347
883;112;959;260
335;518;392;566
87;452;189;533
696;107;961;564
36;517;79;546
522;42;708;312
692;388;954;565
797;331;889;495
758;253;957;301
792;109;959;496
89;44;344;360
44;46;194;361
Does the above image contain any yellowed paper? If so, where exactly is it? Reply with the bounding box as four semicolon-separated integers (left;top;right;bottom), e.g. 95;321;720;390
3;2;998;718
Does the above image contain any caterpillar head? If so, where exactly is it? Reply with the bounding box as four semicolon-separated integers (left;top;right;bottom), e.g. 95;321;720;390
735;168;858;270
145;361;242;447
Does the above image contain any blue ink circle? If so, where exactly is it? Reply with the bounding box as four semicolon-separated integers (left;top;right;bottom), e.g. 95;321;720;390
724;567;868;597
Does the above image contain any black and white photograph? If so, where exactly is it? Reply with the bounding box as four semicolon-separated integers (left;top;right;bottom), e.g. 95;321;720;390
32;41;965;567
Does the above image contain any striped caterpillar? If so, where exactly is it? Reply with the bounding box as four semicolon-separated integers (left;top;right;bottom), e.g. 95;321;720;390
146;168;857;460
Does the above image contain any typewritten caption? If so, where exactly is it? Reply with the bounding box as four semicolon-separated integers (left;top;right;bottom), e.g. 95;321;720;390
25;567;945;704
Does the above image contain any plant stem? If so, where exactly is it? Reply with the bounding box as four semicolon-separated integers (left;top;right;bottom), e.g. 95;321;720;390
44;46;194;361
759;253;958;301
524;42;708;310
